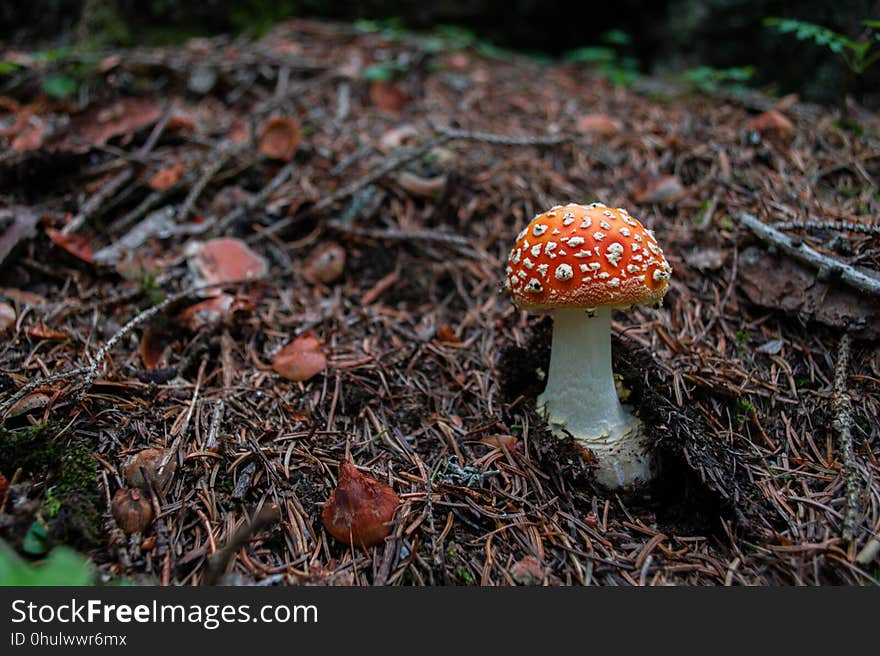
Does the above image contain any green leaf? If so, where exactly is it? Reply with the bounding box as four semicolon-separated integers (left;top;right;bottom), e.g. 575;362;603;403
0;542;94;586
0;61;20;75
563;46;616;64
601;29;631;46
21;521;49;556
43;73;77;99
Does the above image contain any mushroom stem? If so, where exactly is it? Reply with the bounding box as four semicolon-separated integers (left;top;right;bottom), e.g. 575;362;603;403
538;307;652;488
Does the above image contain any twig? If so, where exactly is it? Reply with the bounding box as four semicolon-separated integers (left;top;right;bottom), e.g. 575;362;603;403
212;161;297;236
327;221;476;254
429;122;575;146
772;219;880;237
737;213;880;298
832;332;861;542
62;168;134;235
178;143;236;222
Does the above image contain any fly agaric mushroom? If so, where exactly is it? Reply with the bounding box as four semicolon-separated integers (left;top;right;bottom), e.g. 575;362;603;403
506;202;672;488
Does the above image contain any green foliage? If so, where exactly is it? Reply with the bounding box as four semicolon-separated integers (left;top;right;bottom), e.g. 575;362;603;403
362;61;409;82
680;65;754;93
43;73;78;99
563;31;639;86
764;17;880;75
0;541;94;586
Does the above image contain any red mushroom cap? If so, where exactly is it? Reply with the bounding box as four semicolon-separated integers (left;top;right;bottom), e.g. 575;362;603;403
506;202;672;311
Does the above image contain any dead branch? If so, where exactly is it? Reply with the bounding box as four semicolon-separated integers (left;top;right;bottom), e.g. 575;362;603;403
737;213;880;298
772;219;880;237
832;332;861;541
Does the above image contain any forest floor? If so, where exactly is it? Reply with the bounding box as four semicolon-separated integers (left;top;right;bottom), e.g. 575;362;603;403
1;18;879;585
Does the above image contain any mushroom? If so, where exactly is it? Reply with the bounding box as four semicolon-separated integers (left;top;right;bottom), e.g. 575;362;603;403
505;202;672;488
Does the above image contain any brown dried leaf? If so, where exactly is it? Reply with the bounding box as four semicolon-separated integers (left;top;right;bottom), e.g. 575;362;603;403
272;335;327;382
26;323;67;340
633;173;686;205
186;237;268;290
61;98;163;152
148;162;186;191
46;227;94;263
259;116;301;161
370;80;410;113
576;113;622;137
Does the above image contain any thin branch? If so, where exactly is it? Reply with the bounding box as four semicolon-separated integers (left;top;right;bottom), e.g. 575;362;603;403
772;219;880;237
737;213;880;298
832;332;861;542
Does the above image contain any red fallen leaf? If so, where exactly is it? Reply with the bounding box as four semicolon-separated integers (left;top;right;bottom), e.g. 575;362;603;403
140;327;170;370
480;434;519;450
45;227;94;263
186;237;268;290
745;111;794;140
11;117;45;152
177;293;253;331
576;113;622;137
633;173;686;205
148;162;186;191
369;80;410;112
26;323;67;340
435;324;460;344
55;98;162;153
272;335;327;382
259;116;301;161
0;302;15;333
322;460;401;548
510;556;550;585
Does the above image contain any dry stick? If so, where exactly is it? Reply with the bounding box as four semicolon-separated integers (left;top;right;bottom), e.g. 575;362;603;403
212;161;297;236
261;136;453;238
737;213;880;298
832;332;861;542
430;122;576;147
0;276;269;418
327;221;473;249
772;219;880;237
178;143;235;222
63;107;173;235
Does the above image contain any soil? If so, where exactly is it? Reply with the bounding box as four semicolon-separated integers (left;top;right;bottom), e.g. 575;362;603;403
0;18;878;585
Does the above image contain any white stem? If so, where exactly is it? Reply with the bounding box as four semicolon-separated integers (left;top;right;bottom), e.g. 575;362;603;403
538;307;653;488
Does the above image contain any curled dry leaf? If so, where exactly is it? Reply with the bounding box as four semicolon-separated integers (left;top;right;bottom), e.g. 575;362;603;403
6;392;52;417
62;98;163;153
396;170;447;198
26;323;67;340
576;113;622;137
633;173;686;205
186;237;268;290
148;162;186;191
379;124;419;152
322;460;401;548
140;327;170;370
480;434;519;450
45;227;94;263
745;111;794;141
272;335;327;382
369;80;410;113
303;242;346;284
0;302;15;333
259;116;301;161
111;488;154;535
123;448;176;490
177;293;253;331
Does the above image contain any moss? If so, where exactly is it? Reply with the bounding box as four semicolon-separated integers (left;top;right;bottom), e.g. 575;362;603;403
0;424;101;549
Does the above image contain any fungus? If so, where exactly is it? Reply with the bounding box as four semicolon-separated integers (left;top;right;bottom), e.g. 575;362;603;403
506;202;672;488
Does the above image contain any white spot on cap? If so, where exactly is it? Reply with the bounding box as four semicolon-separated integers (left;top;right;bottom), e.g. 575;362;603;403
648;242;660;255
545;242;557;255
597;271;610;280
511;248;522;264
605;242;624;267
620;227;631;237
555;263;573;281
524;278;543;293
579;263;589;273
551;228;561;235
517;228;528;241
626;264;640;274
588;202;606;209
603;210;614;218
517;270;527;279
567;236;585;247
634;234;643;242
600;220;611;230
558;249;567;256
607;277;620;287
593;231;606;241
580;217;592;229
531;244;542;257
532;224;548;237
574;250;591;258
523;257;534;269
562;213;575;226
588;262;601;271
653;269;670;282
536;263;549;277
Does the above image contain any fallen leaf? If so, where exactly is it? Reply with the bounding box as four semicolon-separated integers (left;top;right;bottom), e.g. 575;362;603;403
396;171;447;198
435;324;460;344
259;116;301;161
176;294;253;331
633;173;686;205
26;323;67;340
511;556;554;585
140;328;170;370
303;243;346;284
0;302;15;333
576;113;622;137
379;124;419;152
58;98;163;153
370;80;410;112
45;227;94;263
6;392;52;417
745;111;794;141
480;434;519;450
272;335;327;382
186;237;268;290
148;162;186;191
